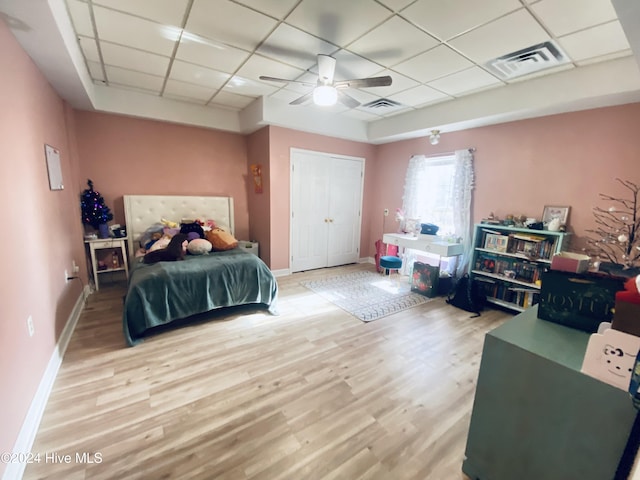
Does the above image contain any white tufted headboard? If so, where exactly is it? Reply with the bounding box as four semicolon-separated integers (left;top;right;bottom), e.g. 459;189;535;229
123;195;234;262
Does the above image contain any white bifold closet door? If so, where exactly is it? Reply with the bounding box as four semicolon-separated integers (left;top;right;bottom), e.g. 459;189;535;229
290;149;364;273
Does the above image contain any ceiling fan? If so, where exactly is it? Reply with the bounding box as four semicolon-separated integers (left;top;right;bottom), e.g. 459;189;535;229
259;54;392;108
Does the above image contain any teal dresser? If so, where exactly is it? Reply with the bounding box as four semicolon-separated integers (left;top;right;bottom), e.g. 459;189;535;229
463;305;638;480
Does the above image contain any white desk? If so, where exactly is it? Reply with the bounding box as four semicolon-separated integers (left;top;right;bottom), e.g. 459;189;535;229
382;233;464;258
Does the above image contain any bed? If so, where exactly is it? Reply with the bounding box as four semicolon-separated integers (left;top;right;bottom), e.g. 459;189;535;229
122;195;278;346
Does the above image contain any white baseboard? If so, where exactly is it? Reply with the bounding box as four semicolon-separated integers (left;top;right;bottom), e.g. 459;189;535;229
272;268;290;277
359;256;375;264
3;285;90;480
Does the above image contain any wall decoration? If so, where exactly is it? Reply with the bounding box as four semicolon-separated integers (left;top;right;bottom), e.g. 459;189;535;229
250;164;263;194
44;144;63;190
542;205;570;225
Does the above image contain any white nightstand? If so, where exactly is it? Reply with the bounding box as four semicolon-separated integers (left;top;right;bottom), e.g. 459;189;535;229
84;237;129;290
238;240;259;256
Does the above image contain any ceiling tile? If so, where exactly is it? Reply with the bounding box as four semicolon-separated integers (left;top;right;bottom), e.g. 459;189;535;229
427;66;502;96
393;45;473;82
367;69;420;97
87;61;105;81
257;24;338;70
175;35;250;74
210;91;256;109
101;43;170;77
224;76;279;97
285;0;392;47
278;73;317;94
186;0;277;52
164;79;215;102
238;54;305;84
559;21;631;63
92;0;189;27
402;0;523;41
105;65;164;92
376;0;416;12
348;16;439;67
388;85;451;107
449;9;550;63
78;36;100;62
530;0;618;37
330;50;387;80
234;0;300;19
270;88;309;104
67;0;93;37
93;6;177;56
169;60;230;89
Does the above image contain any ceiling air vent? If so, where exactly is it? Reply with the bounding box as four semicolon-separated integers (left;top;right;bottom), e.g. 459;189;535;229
362;98;403;109
485;41;568;80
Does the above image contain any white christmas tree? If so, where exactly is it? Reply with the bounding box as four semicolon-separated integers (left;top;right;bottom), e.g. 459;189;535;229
585;178;640;270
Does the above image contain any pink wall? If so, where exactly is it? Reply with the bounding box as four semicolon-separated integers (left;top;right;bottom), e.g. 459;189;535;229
0;18;86;475
268;126;377;271
73;111;252;241
372;104;640;256
246;127;272;264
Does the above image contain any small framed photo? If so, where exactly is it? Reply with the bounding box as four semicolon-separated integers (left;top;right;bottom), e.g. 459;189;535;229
484;233;509;253
542;205;570;225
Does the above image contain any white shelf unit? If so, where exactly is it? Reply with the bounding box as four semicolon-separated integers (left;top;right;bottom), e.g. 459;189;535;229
85;237;129;290
469;224;570;312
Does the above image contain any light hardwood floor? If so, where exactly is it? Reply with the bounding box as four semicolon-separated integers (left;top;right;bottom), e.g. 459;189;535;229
23;263;511;480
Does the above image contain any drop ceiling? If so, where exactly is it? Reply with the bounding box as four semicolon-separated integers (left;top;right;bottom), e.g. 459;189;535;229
1;0;640;143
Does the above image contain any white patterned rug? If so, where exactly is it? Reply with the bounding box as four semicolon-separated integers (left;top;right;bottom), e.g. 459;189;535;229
301;270;432;322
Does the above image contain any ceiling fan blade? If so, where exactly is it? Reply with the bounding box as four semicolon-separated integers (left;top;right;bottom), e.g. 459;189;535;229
259;75;316;87
317;54;336;85
290;91;314;105
334;75;393;89
337;91;360;108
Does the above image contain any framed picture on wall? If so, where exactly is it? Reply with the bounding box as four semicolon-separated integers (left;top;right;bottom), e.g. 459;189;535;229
542;205;570;225
44;144;64;190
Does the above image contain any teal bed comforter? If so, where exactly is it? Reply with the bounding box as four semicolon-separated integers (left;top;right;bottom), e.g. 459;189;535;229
123;248;278;346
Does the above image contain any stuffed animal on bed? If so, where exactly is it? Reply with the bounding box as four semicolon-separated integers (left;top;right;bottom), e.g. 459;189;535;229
143;233;188;264
179;221;205;239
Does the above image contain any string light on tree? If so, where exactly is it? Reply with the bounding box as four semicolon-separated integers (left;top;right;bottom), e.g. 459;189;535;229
80;179;113;229
585;178;640;270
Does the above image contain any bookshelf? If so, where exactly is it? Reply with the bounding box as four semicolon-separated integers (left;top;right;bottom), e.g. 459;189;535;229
470;224;570;312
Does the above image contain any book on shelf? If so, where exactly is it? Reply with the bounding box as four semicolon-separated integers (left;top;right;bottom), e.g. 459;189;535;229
475;253;544;285
511;233;546;242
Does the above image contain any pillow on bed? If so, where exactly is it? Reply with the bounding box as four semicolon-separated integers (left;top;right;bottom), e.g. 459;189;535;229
187;238;212;255
206;228;238;251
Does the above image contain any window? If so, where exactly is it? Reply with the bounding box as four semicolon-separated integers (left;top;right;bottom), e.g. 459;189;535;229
403;154;457;235
401;150;475;276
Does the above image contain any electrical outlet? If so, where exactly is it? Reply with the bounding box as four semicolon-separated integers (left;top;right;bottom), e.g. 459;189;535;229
72;260;79;273
383;208;389;216
27;316;34;337
64;269;69;283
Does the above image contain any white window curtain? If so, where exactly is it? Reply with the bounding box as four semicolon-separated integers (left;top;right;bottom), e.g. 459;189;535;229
401;149;475;278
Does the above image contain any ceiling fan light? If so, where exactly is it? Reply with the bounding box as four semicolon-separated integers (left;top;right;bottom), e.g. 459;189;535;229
429;129;441;145
313;85;337;106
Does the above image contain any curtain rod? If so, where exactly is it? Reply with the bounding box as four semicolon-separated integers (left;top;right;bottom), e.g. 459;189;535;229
414;148;476;158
